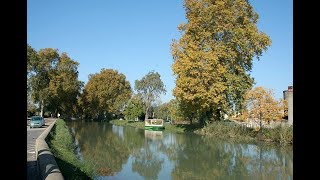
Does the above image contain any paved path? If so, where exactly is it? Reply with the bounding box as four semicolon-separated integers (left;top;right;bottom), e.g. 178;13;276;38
27;118;56;180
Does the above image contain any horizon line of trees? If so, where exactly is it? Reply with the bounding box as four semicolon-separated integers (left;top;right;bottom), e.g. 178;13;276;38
27;44;167;121
27;43;288;124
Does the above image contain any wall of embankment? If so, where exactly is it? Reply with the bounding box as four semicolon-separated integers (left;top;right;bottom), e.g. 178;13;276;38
35;120;64;180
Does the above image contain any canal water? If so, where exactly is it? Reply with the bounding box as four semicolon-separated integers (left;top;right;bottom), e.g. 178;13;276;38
66;121;293;180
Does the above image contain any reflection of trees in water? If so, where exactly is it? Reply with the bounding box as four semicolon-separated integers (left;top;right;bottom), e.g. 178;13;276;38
170;137;234;180
157;133;187;162
131;138;164;180
221;141;293;179
158;133;292;180
238;143;293;179
171;136;292;179
67;121;292;179
67;121;132;175
122;126;145;155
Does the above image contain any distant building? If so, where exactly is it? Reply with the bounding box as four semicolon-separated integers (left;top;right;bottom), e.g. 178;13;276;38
283;85;293;99
283;86;293;125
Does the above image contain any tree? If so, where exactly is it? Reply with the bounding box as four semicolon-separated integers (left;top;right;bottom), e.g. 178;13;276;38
28;47;60;117
243;86;282;128
154;102;171;120
46;53;83;117
279;98;288;119
134;71;166;120
27;44;39;116
123;95;145;121
171;0;271;125
28;45;83;118
81;69;132;120
27;44;39;76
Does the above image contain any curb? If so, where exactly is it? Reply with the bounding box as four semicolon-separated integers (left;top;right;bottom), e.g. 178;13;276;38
35;119;64;180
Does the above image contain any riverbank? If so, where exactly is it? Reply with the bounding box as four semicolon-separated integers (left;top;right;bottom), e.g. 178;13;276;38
46;119;96;179
109;119;293;146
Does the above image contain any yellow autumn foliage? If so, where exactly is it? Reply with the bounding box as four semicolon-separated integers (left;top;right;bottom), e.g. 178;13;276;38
243;86;283;122
171;0;271;123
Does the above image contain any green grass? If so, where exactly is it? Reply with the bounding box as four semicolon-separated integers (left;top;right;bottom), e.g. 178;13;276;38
164;123;203;133
109;119;145;129
47;119;96;179
260;125;293;145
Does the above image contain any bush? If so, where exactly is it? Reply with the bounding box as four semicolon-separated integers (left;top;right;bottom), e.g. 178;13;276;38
195;121;292;146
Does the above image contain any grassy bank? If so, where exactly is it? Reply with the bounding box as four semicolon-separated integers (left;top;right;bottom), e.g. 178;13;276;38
110;119;293;146
47;119;96;179
109;119;145;129
195;121;293;146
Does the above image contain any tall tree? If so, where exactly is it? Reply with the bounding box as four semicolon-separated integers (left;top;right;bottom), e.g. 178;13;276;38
46;53;83;117
28;47;60;117
81;69;132;120
134;71;166;120
171;0;271;125
27;44;39;115
28;45;83;118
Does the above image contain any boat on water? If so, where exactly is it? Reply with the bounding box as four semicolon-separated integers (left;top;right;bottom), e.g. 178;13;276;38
144;119;165;131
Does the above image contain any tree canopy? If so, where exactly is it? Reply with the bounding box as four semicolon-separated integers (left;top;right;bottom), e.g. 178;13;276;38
134;71;166;120
171;0;271;124
46;53;83;117
27;44;83;117
123;94;145;121
81;68;132;120
28;46;60;117
243;86;283;125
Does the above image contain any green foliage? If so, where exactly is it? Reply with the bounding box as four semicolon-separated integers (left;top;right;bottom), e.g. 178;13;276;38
261;125;293;145
154;102;171;120
134;71;166;120
109;119;145;129
171;0;271;124
195;121;292;146
81;69;132;120
46;53;84;117
27;44;39;75
27;45;83;117
196;121;256;141
123;95;145;121
47;119;96;179
28;47;60;116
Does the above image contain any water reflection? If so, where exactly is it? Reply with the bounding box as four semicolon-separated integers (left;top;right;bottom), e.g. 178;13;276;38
144;130;163;140
66;121;292;180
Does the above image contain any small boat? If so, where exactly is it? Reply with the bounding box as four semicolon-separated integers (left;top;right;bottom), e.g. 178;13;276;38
144;119;165;131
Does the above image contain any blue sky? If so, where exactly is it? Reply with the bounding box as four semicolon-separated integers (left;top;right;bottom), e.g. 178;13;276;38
27;0;293;103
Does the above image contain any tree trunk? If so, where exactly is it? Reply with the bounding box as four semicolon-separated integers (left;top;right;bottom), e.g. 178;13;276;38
40;99;44;117
215;109;221;121
259;112;262;129
145;106;149;120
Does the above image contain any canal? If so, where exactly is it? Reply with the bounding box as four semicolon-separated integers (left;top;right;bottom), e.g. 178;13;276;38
67;121;293;180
